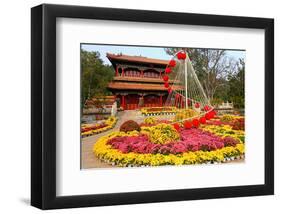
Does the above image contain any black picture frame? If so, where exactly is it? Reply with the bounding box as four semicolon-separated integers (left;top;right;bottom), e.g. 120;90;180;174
31;3;274;210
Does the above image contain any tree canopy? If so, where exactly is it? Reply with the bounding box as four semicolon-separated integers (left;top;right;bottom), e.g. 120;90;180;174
81;50;114;105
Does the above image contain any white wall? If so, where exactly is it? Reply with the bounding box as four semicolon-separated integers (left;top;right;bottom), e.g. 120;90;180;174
0;0;279;213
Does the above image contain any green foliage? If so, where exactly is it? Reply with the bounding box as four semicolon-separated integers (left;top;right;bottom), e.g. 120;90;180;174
81;50;114;105
226;59;245;108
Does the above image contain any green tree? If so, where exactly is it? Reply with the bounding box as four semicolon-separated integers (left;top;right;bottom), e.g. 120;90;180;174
81;50;114;106
227;58;245;108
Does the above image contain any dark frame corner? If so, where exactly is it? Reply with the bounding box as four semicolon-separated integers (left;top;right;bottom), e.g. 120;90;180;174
31;4;274;210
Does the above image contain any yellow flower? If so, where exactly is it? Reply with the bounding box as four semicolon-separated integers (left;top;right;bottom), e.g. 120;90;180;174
93;130;245;167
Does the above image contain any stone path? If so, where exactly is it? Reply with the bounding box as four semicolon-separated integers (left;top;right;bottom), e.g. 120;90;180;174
81;110;143;169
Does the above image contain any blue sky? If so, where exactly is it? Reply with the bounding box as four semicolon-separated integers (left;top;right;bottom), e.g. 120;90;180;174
81;44;245;65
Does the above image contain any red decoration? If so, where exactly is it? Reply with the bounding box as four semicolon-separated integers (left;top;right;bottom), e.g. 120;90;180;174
192;119;200;128
205;112;212;120
173;123;180;131
205;111;216;120
176;93;180;99
204;105;211;111
177;51;187;60
167;87;172;93
162;75;169;82
181;51;186;60
209;110;216;118
165;67;172;74
169;59;176;67
187;99;191;106
164;82;169;88
195;102;200;108
177;52;182;60
199;117;206;124
184;121;192;129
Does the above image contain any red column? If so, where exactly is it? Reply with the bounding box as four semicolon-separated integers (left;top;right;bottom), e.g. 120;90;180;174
160;95;163;106
121;95;126;109
122;68;124;76
115;66;119;76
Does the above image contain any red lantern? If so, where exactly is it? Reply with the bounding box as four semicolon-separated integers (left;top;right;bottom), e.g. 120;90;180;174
192;119;200;128
177;51;186;60
162;75;169;82
204;105;211;111
167;87;172;93
169;59;176;67
164;82;169;88
165;67;172;74
195;102;200;108
184;121;192;129
187;99;191;106
176;93;180;99
181;51;186;60
176;52;183;60
173;123;180;131
205;112;212;120
209;110;216;118
199;116;206;124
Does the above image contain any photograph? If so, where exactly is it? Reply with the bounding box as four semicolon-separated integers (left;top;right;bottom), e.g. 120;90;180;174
81;44;246;169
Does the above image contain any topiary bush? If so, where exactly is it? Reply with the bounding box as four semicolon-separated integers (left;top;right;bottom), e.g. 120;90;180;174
120;120;141;132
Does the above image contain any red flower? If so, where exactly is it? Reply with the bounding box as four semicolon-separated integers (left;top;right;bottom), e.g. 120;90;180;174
192;119;200;128
199;116;206;124
195;102;200;108
165;67;172;74
169;59;176;67
184;121;192;129
162;75;169;82
164;82;169;88
173;123;180;131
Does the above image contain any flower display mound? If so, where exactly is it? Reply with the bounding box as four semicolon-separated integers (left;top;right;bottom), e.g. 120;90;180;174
119;120;141;132
93;123;245;167
141;123;180;144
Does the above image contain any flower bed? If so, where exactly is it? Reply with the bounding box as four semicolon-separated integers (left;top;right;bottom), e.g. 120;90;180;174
81;116;117;138
206;115;245;131
200;125;245;143
93;123;245;167
141;107;177;116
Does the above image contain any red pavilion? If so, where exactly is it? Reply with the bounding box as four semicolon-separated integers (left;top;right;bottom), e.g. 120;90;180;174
106;53;176;110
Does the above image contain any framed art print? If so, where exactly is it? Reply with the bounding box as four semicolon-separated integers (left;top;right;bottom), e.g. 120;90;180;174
31;4;274;209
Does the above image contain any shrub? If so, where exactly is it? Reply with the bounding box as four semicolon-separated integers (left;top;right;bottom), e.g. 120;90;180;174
120;120;141;132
